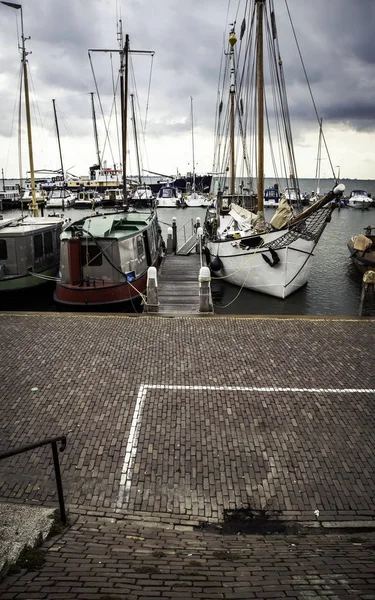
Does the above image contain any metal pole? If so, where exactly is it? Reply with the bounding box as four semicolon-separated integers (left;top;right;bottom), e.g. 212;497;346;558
51;441;67;524
131;94;142;184
90;92;101;168
172;217;177;254
52;99;64;180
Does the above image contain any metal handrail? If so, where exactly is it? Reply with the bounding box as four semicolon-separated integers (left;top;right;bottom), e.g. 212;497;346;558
0;435;67;524
177;218;195;245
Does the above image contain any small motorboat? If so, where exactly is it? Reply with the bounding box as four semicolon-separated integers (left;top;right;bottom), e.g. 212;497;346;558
347;190;372;209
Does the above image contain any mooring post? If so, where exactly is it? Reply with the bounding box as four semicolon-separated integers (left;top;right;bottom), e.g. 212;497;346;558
359;270;375;316
195;217;201;253
166;226;173;254
199;265;211;313
145;266;158;313
196;226;203;260
172;217;177;254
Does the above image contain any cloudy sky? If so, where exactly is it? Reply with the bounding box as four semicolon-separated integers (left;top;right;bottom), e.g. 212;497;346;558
0;0;374;181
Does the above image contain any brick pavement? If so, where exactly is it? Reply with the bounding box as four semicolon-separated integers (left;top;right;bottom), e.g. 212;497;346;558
1;512;375;599
1;313;375;598
0;313;374;522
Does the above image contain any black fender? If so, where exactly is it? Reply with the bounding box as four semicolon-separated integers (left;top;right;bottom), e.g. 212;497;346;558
210;255;223;272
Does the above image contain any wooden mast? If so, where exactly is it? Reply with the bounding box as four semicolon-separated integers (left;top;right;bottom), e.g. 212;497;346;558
2;2;38;216
52;99;64;180
122;34;130;207
229;28;237;196
256;0;264;215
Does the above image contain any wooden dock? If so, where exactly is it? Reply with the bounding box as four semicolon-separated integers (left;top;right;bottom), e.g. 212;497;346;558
156;253;213;315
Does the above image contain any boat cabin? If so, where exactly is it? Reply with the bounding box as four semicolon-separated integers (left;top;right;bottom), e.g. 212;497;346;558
0;218;62;285
350;190;370;198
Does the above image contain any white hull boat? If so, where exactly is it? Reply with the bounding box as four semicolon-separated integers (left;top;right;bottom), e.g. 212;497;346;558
347;190;372;209
46;188;76;208
184;191;210;208
204;1;344;300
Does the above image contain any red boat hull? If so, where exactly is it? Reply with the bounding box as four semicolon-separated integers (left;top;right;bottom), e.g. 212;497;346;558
54;271;148;307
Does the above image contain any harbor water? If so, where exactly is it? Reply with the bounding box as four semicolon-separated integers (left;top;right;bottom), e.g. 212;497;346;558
1;178;374;316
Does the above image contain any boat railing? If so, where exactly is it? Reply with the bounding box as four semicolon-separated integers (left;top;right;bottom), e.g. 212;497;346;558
0;435;67;524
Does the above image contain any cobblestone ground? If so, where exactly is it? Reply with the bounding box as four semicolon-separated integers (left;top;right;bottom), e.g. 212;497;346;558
1;513;375;600
0;314;374;521
0;314;374;597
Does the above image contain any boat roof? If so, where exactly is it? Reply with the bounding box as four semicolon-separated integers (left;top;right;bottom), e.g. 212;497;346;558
0;216;63;236
61;211;155;240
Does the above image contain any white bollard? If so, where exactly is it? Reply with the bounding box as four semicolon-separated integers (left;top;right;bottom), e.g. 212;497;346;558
199;265;211;313
145;266;158;313
196;225;203;253
166;226;173;254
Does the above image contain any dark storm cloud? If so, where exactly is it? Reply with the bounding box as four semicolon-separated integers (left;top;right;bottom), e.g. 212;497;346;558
272;0;375;132
0;0;374;173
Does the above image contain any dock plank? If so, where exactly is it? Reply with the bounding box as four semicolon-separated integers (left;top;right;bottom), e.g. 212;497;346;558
156;253;212;315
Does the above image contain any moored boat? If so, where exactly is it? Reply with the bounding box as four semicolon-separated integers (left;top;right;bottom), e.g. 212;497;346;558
0;2;64;293
54;211;163;307
348;227;375;274
156;184;182;208
0;216;63;291
75;190;102;208
102;188;124;208
46;188;76;208
203;0;345;300
347;190;372;210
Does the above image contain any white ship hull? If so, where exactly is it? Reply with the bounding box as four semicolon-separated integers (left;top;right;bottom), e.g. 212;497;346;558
207;230;316;299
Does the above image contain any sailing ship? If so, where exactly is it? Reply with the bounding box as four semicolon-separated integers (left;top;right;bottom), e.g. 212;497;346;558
203;0;345;299
54;25;163;309
0;2;63;292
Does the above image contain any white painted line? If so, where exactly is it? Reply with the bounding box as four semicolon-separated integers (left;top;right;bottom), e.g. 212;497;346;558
144;384;375;394
116;383;375;510
117;383;148;509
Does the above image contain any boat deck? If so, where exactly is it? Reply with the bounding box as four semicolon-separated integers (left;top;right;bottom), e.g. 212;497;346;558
156;252;212;314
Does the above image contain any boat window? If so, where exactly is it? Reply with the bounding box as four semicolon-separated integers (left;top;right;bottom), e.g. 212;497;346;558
81;244;103;267
0;239;7;260
160;188;173;198
33;234;43;259
44;231;53;254
137;235;144;257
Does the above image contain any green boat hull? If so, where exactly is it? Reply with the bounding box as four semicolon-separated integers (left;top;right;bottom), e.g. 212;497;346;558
0;264;59;292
